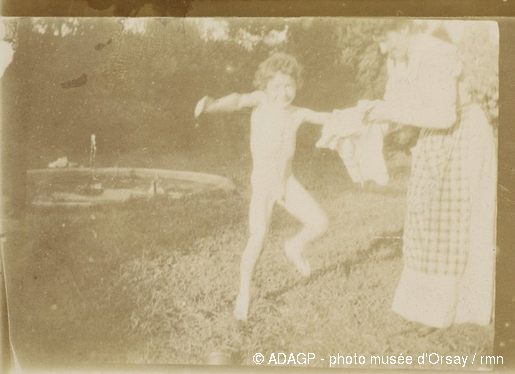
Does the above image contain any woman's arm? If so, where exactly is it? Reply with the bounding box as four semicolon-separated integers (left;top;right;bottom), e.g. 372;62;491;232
195;91;265;117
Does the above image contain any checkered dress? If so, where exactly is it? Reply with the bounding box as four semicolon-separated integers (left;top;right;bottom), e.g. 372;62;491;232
403;108;471;277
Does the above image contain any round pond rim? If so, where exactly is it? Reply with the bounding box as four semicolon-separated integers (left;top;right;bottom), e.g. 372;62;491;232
27;167;237;207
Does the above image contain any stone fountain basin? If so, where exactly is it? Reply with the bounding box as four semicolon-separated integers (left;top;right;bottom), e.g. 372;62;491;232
27;167;236;207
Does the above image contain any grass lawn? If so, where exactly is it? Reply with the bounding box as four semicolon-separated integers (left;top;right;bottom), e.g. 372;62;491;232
5;146;494;371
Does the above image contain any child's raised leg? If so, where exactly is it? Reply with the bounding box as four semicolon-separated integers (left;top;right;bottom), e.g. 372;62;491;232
234;192;274;320
280;177;328;277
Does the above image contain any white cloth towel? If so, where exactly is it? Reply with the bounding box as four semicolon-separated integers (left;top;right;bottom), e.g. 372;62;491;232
316;105;389;186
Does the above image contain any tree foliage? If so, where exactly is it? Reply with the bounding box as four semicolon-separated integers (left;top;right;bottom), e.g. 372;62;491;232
3;18;499;164
454;21;499;125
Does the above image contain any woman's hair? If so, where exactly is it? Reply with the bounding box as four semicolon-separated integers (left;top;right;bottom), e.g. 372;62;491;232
253;52;303;90
373;19;418;41
386;19;415;33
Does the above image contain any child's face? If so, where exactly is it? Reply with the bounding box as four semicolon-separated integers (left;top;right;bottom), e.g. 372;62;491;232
265;72;297;107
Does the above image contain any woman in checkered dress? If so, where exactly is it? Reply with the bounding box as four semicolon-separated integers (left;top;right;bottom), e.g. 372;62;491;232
368;24;497;331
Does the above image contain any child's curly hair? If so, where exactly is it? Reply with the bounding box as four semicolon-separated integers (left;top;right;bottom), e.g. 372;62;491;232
253;52;303;90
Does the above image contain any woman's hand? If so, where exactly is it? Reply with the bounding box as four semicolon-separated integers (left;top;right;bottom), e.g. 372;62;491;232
357;99;379;112
368;101;394;123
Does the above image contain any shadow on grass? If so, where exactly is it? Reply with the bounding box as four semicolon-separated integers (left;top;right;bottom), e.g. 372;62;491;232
262;229;403;302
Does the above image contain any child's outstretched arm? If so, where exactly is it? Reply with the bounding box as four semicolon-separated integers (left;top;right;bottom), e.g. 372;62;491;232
299;108;332;126
195;91;266;118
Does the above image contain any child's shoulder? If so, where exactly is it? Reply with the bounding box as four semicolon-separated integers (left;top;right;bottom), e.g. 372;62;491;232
285;106;317;123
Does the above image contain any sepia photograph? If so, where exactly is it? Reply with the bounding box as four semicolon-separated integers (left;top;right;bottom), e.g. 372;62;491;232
0;15;505;372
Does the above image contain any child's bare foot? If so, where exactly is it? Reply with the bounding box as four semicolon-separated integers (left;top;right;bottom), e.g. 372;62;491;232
285;239;311;276
234;293;249;321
